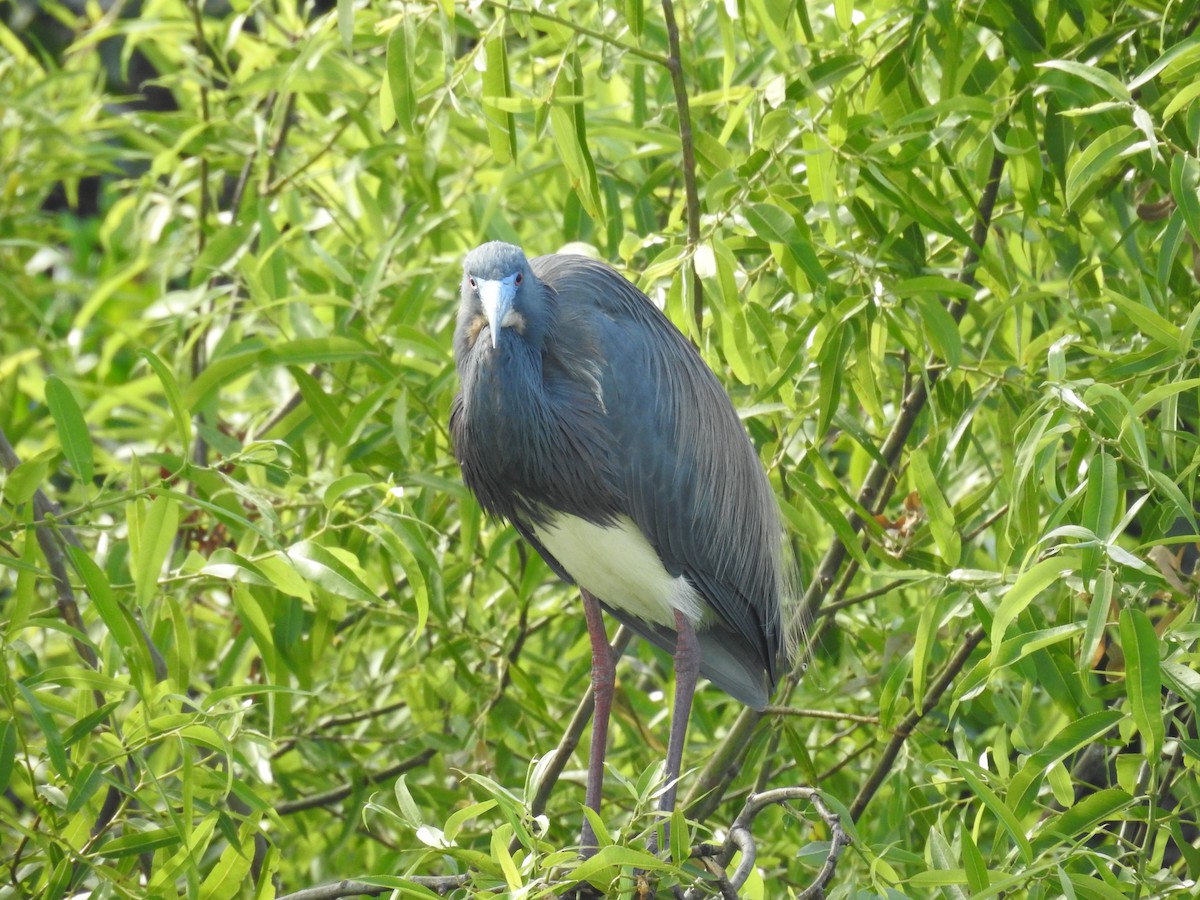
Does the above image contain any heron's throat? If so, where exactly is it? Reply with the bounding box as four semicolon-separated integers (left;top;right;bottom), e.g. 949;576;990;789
477;278;527;348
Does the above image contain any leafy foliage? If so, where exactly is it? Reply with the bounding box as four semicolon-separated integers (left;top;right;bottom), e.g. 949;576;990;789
1;0;1198;897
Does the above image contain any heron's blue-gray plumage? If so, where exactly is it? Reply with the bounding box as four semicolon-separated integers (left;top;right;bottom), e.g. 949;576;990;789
450;242;787;708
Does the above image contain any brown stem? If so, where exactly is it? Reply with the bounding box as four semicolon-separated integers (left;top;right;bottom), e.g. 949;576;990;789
660;0;704;332
848;627;986;821
0;427;98;674
276;748;437;815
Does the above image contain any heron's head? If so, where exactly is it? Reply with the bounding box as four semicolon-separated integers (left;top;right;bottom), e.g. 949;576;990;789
461;242;542;350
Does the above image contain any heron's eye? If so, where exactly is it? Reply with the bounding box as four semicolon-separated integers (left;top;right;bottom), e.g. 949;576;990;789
515;272;523;285
468;277;477;290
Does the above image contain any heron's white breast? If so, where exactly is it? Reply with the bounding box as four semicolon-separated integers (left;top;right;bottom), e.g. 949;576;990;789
532;514;704;628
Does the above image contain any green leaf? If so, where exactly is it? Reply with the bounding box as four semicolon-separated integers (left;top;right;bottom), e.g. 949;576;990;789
199;814;260;900
97;827;182;858
938;760;1033;863
141;350;192;451
1038;59;1132;102
289;365;347;444
0;720;16;794
127;495;180;607
961;824;988;893
1105;289;1183;348
189;223;252;288
1162;79;1200;121
550;105;602;221
184;338;373;410
148;812;218;891
491;823;521;890
743;202;828;285
386;24;416;134
1119;607;1164;758
336;0;353;50
1128;35;1200;90
1081;451;1116;579
1065;127;1145;210
1170;154;1200;246
286;540;377;605
483;36;516;163
989;556;1075;666
1080;567;1112;672
45;375;94;485
1007;709;1123;816
909;448;961;566
569;844;676;883
914;294;963;367
3;451;52;505
1034;788;1133;851
15;682;69;779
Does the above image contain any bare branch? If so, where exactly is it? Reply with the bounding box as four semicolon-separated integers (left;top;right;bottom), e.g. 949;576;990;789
764;707;880;725
0;426;97;672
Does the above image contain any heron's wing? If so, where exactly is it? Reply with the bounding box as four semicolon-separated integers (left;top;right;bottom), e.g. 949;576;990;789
532;255;787;693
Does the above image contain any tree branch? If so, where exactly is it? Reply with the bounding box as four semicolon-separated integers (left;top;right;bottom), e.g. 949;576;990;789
0;426;97;672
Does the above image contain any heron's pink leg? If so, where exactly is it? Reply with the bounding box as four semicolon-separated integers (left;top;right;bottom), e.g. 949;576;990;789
579;589;614;856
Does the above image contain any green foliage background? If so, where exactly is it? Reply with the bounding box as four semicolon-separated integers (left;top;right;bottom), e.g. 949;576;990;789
1;0;1198;896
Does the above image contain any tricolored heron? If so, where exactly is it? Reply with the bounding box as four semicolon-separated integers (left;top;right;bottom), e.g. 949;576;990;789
450;241;790;852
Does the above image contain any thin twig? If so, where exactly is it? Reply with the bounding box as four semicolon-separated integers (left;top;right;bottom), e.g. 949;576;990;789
660;0;704;332
848;627;986;821
484;0;669;64
271;699;411;759
276;748;437;815
765;707;880;724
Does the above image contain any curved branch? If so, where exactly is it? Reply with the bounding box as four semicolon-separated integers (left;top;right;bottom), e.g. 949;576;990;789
684;787;849;900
